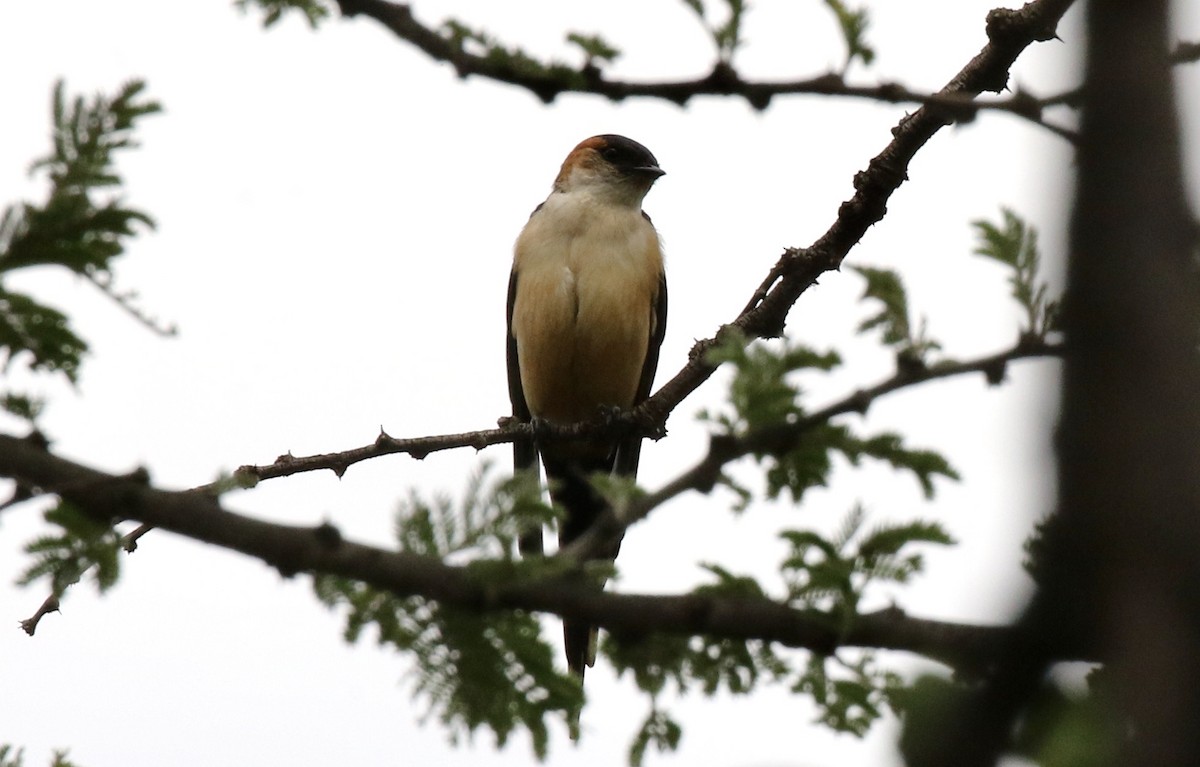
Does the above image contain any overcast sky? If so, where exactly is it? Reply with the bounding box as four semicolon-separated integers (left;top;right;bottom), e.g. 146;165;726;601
1;2;1197;766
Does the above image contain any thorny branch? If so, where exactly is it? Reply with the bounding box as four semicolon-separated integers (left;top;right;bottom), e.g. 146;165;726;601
13;0;1073;633
333;0;1084;140
0;433;1092;670
559;338;1063;563
230;339;1061;493
16;332;1060;634
228;0;1075;488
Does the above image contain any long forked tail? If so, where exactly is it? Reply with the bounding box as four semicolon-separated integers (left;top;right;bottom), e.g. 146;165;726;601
544;457;622;679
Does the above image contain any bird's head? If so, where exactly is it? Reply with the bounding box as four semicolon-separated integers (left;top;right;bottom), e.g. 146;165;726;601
553;134;665;206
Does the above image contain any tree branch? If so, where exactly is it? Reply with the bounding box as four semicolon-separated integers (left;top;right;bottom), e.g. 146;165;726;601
561;337;1063;562
227;425;522;487
228;0;1076;492
631;0;1076;433
0;432;1091;670
331;0;1078;141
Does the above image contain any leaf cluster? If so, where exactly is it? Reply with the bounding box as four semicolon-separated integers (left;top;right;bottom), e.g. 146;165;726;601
313;467;581;757
605;509;950;755
681;0;747;63
822;0;876;71
390;465;558;562
781;504;953;618
234;0;329;28
310;460;951;762
795;651;904;735
0;746;80;767
703;332;958;505
0;80;159;418
314;576;582;757
17;501;123;596
565;33;621;69
606;621;786;766
972;208;1060;341
440;21;595;89
781;506;951;733
851;264;942;372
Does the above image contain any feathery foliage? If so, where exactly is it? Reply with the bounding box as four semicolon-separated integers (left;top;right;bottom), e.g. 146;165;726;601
851;265;942;369
0;79;159;419
822;0;876;70
972;208;1060;340
233;0;329;28
680;0;748;62
440;20;590;88
18;501;122;596
0;747;78;767
781;504;954;618
313;467;581;758
604;507;950;754
795;651;905;735
703;331;958;504
565;33;622;68
783;506;951;734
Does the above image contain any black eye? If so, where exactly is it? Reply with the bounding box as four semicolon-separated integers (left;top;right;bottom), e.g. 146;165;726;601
601;146;621;161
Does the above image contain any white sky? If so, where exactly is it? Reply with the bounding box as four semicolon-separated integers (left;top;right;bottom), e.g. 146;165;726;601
0;1;1195;766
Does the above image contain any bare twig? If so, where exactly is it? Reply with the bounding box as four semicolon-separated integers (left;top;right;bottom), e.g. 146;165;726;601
84;271;178;337
19;593;59;636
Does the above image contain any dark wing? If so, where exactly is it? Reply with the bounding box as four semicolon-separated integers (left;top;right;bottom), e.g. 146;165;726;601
507;268;543;555
614;270;667;478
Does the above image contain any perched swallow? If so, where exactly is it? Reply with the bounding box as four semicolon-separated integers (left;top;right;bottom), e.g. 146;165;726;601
506;134;667;678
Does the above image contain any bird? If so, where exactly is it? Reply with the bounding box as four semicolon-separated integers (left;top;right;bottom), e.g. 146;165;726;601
506;134;667;678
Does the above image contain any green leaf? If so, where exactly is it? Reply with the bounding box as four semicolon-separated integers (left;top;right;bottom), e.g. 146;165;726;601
392;463;558;562
565;33;620;66
679;0;747;62
606;632;691;698
18;500;122;595
314;466;586;756
437;20;586;92
0;393;44;422
763;423;957;504
608;568;790;698
858;521;954;559
0;290;87;383
971;208;1060;338
822;0;876;69
0;79;161;396
233;0;329;28
839;431;960;499
704;330;841;436
314;576;581;758
629;709;682;767
852;265;910;345
712;0;747;61
850;265;942;367
700;331;955;508
695;562;768;599
781;505;953;614
794;652;903;736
